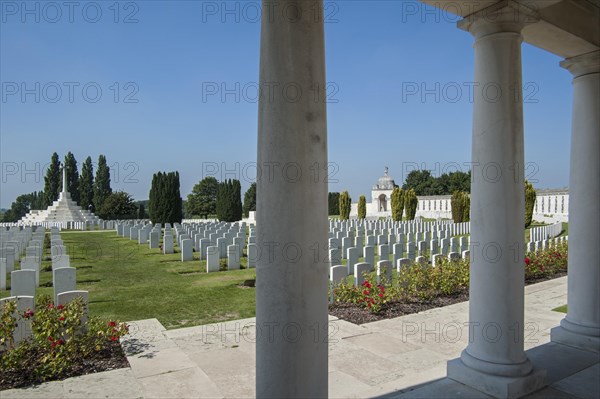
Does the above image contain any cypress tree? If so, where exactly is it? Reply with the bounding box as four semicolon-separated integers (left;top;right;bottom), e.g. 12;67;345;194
462;193;470;222
243;183;257;218
148;171;182;224
358;195;366;220
328;192;340;216
79;156;94;210
404;189;418;220
525;180;536;227
93;155;112;211
391;187;405;221
451;191;464;223
232;179;243;221
339;191;351;220
43;152;61;206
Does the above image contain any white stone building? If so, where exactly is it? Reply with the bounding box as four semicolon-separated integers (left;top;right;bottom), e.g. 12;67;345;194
352;169;569;223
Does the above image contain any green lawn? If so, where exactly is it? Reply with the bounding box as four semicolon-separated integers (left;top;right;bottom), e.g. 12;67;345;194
553;304;568;313
1;231;256;330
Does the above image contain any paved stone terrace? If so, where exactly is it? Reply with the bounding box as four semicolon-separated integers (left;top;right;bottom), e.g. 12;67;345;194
2;276;599;398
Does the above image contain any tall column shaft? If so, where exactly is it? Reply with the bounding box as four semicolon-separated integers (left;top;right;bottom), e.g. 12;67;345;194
465;22;529;376
448;4;546;397
552;51;600;352
256;1;328;398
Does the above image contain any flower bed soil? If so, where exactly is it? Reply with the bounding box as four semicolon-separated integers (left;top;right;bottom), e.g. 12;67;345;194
0;340;129;391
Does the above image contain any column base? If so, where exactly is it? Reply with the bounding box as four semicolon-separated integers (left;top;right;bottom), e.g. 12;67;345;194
447;358;546;399
551;325;600;353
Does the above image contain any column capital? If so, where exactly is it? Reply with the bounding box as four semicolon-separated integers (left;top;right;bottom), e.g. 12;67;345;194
560;50;600;79
458;0;539;39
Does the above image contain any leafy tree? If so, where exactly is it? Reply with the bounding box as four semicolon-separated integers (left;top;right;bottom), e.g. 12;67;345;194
525;180;536;228
186;177;219;218
447;171;471;193
391;187;405;221
402;170;471;195
328;192;340;216
2;191;46;222
216;179;243;222
97;191;138;220
148;171;182;224
243;182;257;218
339;191;351;220
402;170;437;195
79;156;94;210
404;189;418;220
357;195;366;220
93;155;112;211
59;152;80;203
43;152;61;206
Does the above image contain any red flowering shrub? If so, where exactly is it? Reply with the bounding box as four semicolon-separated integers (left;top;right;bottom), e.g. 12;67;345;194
0;295;128;381
525;242;568;278
331;242;568;314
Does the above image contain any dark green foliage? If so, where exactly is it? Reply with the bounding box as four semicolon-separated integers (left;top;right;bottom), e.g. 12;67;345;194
525;180;536;228
402;170;471;195
79;156;94;210
328;192;340;216
451;191;470;223
243;182;256;218
148;171;183;224
138;203;146;219
404;189;418;220
186;177;219;218
358;195;366;220
1;191;45;222
391;187;405;221
97;191;138;220
216;179;243;222
60;152;80;203
339;191;351;220
462;194;470;222
43;153;61;206
93;155;112;212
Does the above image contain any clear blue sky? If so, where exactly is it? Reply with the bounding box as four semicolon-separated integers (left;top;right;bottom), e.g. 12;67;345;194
0;1;572;208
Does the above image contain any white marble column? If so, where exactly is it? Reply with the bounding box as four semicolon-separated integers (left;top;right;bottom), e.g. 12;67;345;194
256;1;328;397
447;4;546;398
551;51;600;353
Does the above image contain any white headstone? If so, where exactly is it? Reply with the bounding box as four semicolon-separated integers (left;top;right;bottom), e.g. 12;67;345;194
57;290;89;325
52;255;70;269
206;246;220;272
354;262;371;287
363;246;375;267
227;245;240;270
11;270;36;297
377;260;392;284
181;239;193;261
329;265;347;303
247;243;258;268
163;235;174;254
53;267;76;303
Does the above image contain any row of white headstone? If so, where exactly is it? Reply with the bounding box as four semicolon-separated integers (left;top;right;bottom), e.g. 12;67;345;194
529;222;563;241
328;235;569;302
0;226;89;346
115;220;257;272
329;219;471;237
